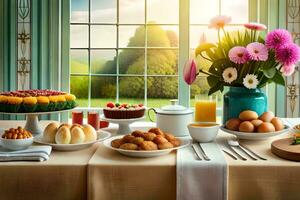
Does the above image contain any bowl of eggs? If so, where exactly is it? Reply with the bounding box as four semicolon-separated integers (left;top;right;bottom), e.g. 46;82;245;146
220;110;290;140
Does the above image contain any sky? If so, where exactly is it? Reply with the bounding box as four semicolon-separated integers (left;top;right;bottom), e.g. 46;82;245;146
70;0;248;48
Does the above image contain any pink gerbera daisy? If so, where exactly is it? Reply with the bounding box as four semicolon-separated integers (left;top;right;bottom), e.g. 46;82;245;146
265;29;293;50
208;15;231;30
281;64;295;76
228;46;249;64
183;59;197;85
246;42;268;61
275;43;300;66
244;22;267;31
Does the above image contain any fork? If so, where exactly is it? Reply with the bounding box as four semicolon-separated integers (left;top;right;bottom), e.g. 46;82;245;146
228;139;257;161
227;140;247;161
198;143;210;161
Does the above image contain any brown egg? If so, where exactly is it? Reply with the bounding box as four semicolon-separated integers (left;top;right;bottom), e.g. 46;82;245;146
251;119;263;131
259;111;275;122
271;117;284;131
257;122;275;133
225;118;241;131
239;121;255;132
239;110;258;121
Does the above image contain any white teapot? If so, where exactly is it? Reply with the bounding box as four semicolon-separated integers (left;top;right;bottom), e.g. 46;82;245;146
148;100;193;137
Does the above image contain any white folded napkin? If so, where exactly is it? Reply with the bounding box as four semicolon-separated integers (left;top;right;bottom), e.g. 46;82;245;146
0;145;52;162
177;142;227;200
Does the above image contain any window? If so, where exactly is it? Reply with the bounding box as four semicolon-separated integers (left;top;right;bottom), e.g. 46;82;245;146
70;0;179;109
70;0;249;110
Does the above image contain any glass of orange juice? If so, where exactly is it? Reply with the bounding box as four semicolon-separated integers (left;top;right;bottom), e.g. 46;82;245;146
194;94;217;122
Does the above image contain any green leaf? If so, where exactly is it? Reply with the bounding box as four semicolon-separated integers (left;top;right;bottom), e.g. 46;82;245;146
262;67;276;78
195;43;217;57
205;49;218;60
257;75;269;88
209;58;233;75
208;81;224;95
207;75;219;87
272;71;285;86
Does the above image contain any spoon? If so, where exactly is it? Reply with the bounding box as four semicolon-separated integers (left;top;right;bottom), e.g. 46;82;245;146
228;139;257;161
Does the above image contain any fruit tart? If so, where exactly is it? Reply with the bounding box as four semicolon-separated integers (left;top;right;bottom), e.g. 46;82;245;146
103;102;145;119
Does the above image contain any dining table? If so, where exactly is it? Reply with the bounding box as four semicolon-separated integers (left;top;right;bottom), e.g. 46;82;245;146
0;119;300;200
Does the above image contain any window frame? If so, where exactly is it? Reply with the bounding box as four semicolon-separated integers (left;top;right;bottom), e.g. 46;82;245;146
70;0;180;108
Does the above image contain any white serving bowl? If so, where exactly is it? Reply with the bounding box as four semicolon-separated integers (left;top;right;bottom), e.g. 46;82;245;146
0;135;33;150
187;123;220;143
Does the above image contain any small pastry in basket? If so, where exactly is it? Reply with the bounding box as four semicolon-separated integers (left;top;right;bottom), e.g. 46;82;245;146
164;133;175;142
143;132;157;141
131;137;144;146
122;135;135;143
158;142;174;150
111;139;124;148
120;143;138;150
148;128;164;136
140;141;158;150
153;135;168;144
131;130;145;138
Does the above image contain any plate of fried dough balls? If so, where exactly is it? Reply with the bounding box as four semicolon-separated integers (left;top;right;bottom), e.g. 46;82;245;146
221;110;290;140
104;128;191;158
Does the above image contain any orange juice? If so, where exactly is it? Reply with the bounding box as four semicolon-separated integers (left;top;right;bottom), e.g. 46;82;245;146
195;101;216;122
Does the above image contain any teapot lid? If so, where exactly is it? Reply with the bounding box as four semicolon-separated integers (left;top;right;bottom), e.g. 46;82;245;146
157;100;193;115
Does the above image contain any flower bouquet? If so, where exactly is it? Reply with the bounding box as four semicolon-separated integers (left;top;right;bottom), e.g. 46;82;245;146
184;15;300;95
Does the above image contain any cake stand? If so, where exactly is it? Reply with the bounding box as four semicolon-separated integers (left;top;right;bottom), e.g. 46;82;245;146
102;116;145;135
0;109;73;136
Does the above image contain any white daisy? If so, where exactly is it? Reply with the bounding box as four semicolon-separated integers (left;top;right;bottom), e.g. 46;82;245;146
243;74;259;89
222;67;238;84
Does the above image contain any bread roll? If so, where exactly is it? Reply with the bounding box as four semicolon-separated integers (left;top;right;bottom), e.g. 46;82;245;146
43;122;59;143
70;126;85;144
82;124;97;142
55;126;71;144
70;124;83;132
59;123;72;129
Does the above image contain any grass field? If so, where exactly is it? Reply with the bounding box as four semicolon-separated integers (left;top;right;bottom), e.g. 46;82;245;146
74;97;223;121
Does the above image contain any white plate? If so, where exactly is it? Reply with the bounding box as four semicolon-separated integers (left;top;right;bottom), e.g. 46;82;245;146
220;125;290;140
34;130;111;151
103;135;191;158
101;116;145;123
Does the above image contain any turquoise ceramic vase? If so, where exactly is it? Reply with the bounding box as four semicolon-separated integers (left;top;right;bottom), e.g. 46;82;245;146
223;87;268;123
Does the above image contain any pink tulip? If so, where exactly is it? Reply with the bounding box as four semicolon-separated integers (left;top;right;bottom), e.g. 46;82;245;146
183;59;197;85
281;64;295;76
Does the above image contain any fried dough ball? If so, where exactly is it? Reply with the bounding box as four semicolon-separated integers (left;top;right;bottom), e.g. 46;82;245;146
164;133;175;142
153;135;168;144
143;132;157;141
158;142;174;150
169;139;181;147
119;143;138;150
111;139;124;148
148;128;164;136
131;130;145;138
131;137;144;145
122;135;135;143
140;141;158;150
